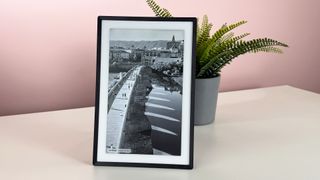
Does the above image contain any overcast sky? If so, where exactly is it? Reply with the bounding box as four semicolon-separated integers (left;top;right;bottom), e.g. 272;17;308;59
109;29;184;41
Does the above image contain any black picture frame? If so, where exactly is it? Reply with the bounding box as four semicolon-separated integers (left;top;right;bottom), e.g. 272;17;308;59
93;16;196;169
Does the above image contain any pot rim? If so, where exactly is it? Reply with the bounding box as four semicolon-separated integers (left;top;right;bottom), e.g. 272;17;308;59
196;74;221;80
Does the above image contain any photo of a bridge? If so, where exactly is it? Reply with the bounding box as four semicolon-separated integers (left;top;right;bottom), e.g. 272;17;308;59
106;29;184;156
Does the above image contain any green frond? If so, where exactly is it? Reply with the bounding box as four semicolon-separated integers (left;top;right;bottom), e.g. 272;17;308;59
197;38;288;77
161;9;172;17
230;33;251;42
196;20;247;61
197;37;220;66
196;15;213;48
196;36;215;61
146;0;172;17
211;21;247;42
198;33;250;67
251;46;284;53
220;32;235;42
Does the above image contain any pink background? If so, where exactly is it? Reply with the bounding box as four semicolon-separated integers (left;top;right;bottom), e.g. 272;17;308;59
0;0;319;116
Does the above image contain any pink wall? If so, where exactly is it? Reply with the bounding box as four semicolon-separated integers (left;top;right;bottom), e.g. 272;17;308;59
0;0;319;116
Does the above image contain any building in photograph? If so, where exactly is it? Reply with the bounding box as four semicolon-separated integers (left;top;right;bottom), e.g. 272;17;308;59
110;47;131;63
166;35;179;50
166;36;184;58
131;48;146;63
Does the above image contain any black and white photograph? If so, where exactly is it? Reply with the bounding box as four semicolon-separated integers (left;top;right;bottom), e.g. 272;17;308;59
107;29;184;156
93;16;196;169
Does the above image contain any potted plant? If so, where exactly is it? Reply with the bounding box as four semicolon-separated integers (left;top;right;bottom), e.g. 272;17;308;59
146;0;288;125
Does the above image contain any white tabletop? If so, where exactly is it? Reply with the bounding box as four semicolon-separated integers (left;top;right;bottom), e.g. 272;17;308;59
1;86;320;180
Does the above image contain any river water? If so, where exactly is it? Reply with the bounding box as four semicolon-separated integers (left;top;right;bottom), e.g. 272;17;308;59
145;75;182;156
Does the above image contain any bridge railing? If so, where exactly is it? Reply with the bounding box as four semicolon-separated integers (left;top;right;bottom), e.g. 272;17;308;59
107;66;137;111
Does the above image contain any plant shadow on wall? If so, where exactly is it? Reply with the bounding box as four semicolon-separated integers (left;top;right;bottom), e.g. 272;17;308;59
145;0;288;125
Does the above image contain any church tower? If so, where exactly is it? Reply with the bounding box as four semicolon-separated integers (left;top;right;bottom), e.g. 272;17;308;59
167;35;178;49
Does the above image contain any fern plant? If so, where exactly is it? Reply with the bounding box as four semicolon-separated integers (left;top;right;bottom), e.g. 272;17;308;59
146;0;288;78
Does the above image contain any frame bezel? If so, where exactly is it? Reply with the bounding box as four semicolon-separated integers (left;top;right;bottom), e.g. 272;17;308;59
93;16;196;169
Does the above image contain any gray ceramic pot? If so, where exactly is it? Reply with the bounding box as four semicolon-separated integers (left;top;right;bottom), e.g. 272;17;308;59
194;75;221;125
